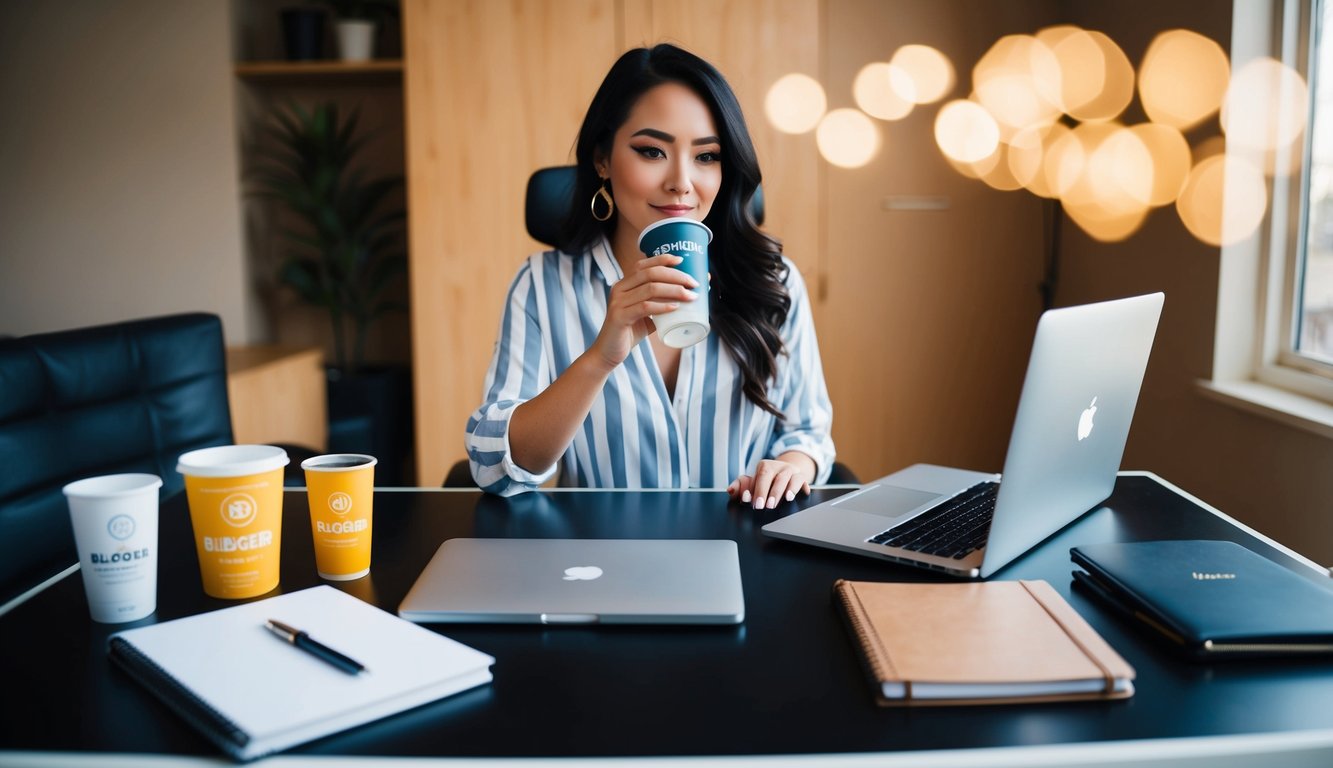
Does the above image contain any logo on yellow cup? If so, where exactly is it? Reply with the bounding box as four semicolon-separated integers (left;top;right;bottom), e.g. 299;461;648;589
221;493;259;527
329;492;353;515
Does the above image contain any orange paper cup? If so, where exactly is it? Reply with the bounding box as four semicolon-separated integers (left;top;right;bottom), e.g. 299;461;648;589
177;445;289;599
301;454;376;581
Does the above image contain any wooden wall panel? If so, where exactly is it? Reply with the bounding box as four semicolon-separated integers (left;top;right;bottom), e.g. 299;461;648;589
404;0;620;485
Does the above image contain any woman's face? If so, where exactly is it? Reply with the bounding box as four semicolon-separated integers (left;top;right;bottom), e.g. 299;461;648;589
598;82;723;240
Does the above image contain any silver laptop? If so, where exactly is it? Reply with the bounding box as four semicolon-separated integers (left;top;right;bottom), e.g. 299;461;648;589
398;538;745;625
763;292;1163;579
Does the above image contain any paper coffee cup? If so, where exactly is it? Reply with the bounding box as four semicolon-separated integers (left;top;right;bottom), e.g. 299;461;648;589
301;454;376;581
177;445;289;599
638;217;712;348
63;473;162;623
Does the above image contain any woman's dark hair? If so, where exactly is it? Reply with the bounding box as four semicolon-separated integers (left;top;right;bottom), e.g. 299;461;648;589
563;44;791;419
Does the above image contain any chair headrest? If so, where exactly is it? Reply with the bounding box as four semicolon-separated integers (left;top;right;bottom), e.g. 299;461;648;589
524;165;765;250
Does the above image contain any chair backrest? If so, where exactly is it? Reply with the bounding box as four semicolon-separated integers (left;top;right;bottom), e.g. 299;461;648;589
524;165;765;249
0;313;235;606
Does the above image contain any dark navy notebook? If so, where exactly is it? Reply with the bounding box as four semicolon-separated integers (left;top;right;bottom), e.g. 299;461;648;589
1071;540;1333;658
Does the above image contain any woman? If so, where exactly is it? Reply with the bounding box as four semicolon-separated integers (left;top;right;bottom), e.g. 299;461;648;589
466;44;834;508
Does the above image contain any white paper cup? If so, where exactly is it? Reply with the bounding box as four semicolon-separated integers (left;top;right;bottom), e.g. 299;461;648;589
63;473;162;623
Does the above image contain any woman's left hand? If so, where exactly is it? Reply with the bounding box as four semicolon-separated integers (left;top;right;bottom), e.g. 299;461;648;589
727;454;814;510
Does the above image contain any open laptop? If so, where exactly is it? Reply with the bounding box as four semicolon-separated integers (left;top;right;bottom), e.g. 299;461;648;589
398;538;745;625
763;292;1164;579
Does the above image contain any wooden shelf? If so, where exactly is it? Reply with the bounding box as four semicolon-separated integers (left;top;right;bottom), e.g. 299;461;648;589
235;59;403;84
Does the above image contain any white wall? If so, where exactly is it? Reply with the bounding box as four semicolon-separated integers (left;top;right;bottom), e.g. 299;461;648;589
0;0;253;343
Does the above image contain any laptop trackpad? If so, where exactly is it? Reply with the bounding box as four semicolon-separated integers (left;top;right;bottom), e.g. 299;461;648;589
832;484;942;518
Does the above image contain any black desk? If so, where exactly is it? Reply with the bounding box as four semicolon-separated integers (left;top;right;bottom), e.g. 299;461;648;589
4;473;1333;765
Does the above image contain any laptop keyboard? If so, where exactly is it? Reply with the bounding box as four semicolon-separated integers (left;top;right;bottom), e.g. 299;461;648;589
866;481;999;560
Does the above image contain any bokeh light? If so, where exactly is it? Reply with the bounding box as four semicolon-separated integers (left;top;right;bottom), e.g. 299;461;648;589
1052;124;1150;241
1176;154;1268;246
1008;123;1070;198
1093;127;1154;208
1139;30;1230;131
803;26;1259;247
765;73;828;134
935;99;1001;163
973;144;1024;191
973;35;1063;138
1128;123;1192;206
816;108;880;168
1036;25;1104;115
854;63;915;121
1066;31;1135;122
890;44;955;104
1221;57;1309;157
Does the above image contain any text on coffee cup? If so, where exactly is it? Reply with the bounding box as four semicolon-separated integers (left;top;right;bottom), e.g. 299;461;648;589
203;530;274;552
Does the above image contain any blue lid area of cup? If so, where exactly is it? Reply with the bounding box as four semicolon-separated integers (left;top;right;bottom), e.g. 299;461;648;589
63;473;163;498
637;216;714;250
176;444;290;477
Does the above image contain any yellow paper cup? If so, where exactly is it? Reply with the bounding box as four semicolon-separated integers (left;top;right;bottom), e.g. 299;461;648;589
176;445;289;599
301;454;376;581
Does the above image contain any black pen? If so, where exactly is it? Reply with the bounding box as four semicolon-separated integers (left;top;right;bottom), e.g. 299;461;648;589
264;619;366;675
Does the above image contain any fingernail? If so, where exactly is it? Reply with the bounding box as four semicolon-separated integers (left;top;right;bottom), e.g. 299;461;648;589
786;490;796;502
682;289;698;300
767;496;779;509
686;276;700;288
741;490;751;503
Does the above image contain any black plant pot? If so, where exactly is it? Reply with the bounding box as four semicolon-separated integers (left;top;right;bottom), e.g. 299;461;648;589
326;364;414;486
281;8;327;61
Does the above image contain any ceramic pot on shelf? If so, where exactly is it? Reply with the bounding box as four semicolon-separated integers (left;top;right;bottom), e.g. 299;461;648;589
335;19;376;62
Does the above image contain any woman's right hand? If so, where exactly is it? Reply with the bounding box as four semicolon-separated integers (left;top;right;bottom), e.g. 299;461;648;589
590;254;700;369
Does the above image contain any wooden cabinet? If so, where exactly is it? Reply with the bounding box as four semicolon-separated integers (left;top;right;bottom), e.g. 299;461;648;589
226;345;328;451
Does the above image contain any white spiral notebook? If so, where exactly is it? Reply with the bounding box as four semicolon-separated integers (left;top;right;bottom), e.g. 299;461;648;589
108;585;494;761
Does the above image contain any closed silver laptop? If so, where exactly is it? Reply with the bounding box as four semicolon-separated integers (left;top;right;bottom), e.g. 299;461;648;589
398;538;745;625
763;292;1164;579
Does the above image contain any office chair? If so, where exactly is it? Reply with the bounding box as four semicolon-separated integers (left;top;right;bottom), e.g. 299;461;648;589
0;313;315;609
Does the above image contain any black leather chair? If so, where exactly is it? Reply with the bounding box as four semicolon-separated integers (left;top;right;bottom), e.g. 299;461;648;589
0;313;314;608
446;168;856;487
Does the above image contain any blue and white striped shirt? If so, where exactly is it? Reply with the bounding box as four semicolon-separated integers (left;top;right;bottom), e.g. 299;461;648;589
465;237;835;496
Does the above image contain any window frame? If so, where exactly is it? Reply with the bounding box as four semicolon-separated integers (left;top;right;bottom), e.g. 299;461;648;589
1206;0;1333;439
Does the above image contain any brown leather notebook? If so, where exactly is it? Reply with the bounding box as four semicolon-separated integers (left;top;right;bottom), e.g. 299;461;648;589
834;579;1135;706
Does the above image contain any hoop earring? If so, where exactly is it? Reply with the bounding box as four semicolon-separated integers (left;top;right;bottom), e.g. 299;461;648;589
591;181;614;222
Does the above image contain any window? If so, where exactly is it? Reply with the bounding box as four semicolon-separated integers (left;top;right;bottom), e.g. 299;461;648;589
1207;0;1333;437
1296;0;1333;368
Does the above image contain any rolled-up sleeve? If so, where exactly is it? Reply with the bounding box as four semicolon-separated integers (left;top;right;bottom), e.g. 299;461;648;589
465;262;558;495
767;261;836;483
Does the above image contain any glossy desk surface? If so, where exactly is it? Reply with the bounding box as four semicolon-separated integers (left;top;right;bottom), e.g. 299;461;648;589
3;473;1333;763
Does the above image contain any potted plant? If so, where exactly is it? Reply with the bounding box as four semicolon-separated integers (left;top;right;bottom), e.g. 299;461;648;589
250;102;413;482
320;0;399;61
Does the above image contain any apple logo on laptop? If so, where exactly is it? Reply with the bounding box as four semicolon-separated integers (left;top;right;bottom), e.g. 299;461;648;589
563;566;603;581
1077;397;1098;441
